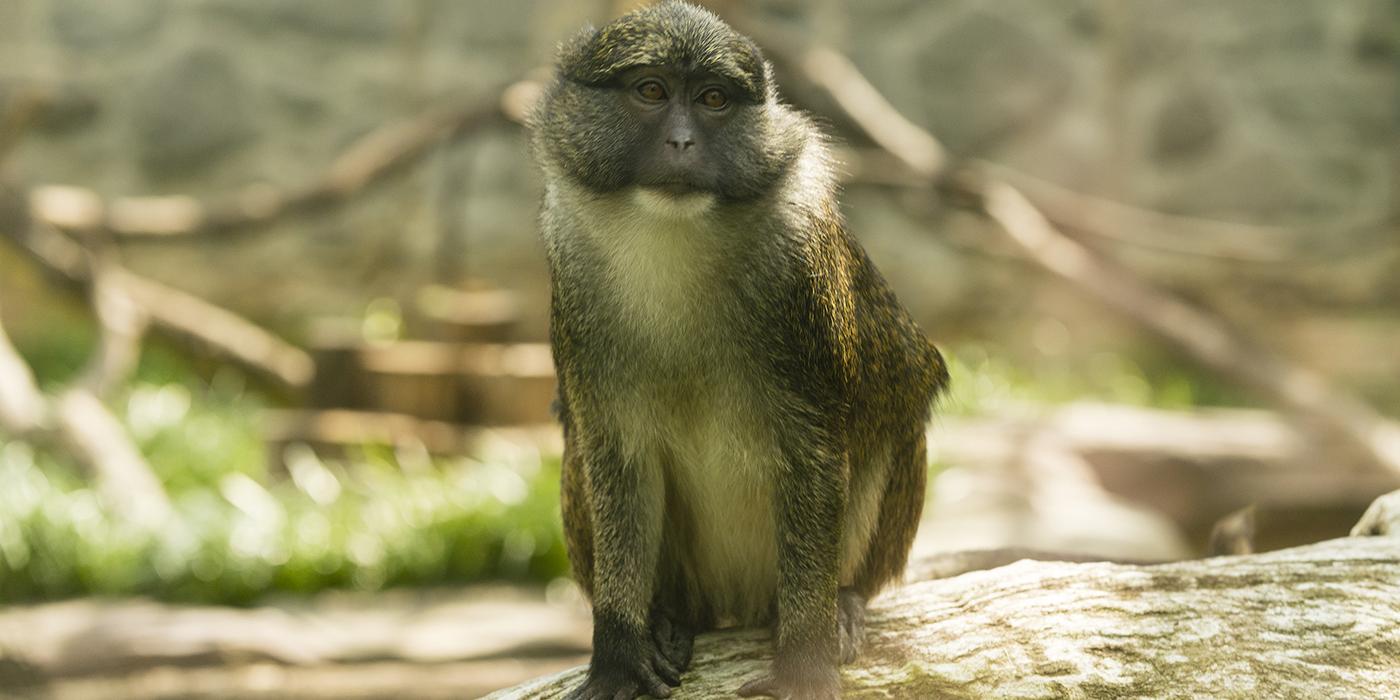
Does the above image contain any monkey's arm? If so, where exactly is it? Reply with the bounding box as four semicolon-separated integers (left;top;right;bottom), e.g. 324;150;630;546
738;273;853;699
566;429;681;700
549;276;681;700
739;422;847;699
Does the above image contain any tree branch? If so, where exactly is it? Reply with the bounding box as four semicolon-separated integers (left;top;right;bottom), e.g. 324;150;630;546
0;219;314;390
50;388;173;524
963;173;1400;478
739;18;1395;267
488;491;1400;699
25;94;510;238
0;311;48;435
0;305;171;524
76;263;150;398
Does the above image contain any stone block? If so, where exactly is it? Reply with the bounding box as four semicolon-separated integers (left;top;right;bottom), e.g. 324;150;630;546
916;10;1073;152
1150;80;1227;167
205;0;398;43
50;0;167;50
132;48;250;175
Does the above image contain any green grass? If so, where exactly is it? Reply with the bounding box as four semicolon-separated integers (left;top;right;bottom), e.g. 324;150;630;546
0;326;568;605
939;343;1250;417
0;433;569;605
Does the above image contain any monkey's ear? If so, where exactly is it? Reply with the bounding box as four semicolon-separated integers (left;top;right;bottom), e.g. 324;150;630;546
738;37;771;102
557;24;604;84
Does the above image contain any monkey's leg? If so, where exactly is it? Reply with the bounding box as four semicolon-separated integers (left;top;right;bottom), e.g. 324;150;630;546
738;437;845;700
852;428;927;598
565;437;680;700
560;437;595;598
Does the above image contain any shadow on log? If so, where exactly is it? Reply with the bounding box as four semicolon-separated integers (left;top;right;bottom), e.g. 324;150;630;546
487;491;1400;699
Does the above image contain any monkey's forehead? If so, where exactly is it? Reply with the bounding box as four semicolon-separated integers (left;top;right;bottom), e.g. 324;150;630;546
560;1;767;100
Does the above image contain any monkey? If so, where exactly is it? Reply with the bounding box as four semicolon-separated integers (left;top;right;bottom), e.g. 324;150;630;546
528;2;947;698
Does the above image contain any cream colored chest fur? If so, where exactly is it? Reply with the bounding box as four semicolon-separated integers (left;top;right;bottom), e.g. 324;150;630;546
586;195;784;624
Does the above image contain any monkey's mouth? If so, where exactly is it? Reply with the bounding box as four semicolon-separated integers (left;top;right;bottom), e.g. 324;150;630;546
640;179;705;196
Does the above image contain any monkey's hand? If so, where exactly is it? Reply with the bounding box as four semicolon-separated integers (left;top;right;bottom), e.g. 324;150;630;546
566;622;682;700
736;664;841;700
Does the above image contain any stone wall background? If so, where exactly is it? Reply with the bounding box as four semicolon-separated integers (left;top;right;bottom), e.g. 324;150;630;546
1;0;1396;395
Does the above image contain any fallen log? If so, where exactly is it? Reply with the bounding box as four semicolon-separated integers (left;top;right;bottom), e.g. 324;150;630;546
487;493;1400;700
933;403;1400;552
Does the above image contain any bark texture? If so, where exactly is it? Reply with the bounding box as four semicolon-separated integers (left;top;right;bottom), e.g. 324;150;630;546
486;534;1400;699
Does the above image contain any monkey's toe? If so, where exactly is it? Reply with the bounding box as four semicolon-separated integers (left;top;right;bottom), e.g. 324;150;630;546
651;612;695;672
566;639;680;700
565;664;673;700
737;671;841;700
837;588;867;664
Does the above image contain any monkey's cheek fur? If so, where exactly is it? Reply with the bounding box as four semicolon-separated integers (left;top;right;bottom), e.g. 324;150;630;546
630;187;717;219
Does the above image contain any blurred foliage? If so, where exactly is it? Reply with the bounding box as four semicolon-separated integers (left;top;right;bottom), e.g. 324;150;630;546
0;432;568;605
940;343;1251;417
0;325;568;606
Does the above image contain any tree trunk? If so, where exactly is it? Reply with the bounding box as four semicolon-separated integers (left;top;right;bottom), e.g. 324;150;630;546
486;532;1400;699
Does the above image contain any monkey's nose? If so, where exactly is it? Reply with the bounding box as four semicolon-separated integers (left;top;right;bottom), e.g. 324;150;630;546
665;131;696;150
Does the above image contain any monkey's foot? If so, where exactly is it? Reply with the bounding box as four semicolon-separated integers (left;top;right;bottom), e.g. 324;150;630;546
736;666;841;700
565;621;681;700
837;588;866;664
651;610;695;673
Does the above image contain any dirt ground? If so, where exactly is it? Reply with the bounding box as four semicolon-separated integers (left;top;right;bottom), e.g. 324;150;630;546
0;585;590;699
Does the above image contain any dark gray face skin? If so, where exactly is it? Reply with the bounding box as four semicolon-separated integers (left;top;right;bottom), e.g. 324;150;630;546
535;65;792;204
616;66;742;196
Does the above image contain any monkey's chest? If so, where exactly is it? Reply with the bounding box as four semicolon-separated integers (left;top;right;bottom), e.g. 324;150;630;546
588;214;783;624
642;385;781;628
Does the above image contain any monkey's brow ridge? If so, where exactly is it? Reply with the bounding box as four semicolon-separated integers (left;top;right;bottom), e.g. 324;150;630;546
564;5;765;99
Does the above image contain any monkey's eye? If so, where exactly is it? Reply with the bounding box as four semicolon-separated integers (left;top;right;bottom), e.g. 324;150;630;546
699;88;728;110
636;80;667;102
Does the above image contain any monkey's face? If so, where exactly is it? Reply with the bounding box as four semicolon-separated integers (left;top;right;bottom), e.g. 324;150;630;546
610;65;761;199
532;1;802;206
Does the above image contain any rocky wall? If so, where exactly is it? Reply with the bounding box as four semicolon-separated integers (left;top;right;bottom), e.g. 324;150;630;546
1;0;1394;350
